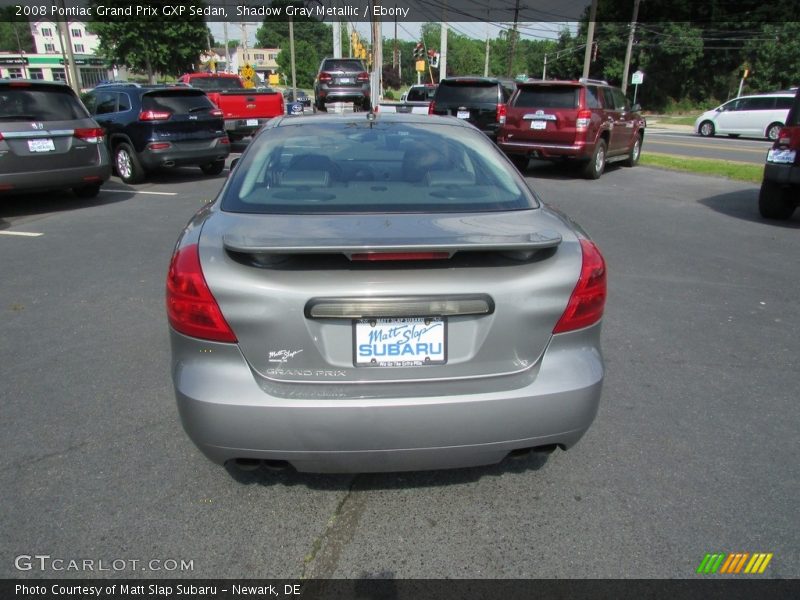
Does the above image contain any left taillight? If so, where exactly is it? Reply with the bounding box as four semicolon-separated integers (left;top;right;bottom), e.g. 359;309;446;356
497;103;507;124
166;243;237;343
74;127;104;143
553;239;607;334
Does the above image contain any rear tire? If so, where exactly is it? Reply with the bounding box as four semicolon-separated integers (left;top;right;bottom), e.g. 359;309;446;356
758;180;796;220
113;142;144;184
200;160;226;176
509;154;530;172
766;122;783;141
72;183;101;199
623;133;642;167
583;139;607;180
698;121;715;137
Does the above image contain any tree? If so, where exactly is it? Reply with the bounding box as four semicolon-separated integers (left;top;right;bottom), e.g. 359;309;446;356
255;0;332;59
0;9;34;53
88;1;211;82
275;40;318;88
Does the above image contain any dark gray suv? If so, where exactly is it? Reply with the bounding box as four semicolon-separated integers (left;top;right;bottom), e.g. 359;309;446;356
313;58;371;112
0;80;111;198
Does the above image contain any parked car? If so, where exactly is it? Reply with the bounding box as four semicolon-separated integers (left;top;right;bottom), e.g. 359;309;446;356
380;84;437;114
498;78;646;179
313;57;371;112
178;73;285;141
694;91;795;140
166;112;606;474
0;79;110;198
758;87;800;220
429;76;516;142
282;88;311;108
83;84;230;184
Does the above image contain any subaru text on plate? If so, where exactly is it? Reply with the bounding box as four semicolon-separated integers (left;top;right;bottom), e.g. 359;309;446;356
167;112;606;474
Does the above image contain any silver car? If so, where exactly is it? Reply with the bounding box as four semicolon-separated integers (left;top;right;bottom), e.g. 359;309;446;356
167;113;606;474
0;80;110;197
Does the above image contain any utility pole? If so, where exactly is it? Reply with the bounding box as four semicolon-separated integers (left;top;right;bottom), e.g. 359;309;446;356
440;22;448;81
289;17;297;101
57;17;80;91
371;0;382;107
507;0;520;78
223;22;230;72
333;22;342;58
483;17;490;77
621;0;641;94
582;0;598;79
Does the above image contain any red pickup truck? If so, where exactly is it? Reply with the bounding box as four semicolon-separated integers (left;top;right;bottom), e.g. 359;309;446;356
178;73;285;140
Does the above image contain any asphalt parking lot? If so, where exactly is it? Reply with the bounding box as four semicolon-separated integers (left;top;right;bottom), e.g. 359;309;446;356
1;159;797;579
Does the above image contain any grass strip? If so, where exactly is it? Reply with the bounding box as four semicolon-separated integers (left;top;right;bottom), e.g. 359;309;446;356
641;152;763;183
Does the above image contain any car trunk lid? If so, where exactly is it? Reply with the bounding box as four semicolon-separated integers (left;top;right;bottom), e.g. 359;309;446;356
505;84;583;146
198;209;582;385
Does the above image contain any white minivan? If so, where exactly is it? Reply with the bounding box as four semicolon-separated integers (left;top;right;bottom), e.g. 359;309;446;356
695;91;795;140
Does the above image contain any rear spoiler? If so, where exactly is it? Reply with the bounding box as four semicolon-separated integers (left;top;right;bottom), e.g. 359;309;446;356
223;230;562;260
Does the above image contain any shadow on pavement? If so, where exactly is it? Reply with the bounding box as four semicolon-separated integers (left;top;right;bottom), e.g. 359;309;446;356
699;188;800;228
0;186;137;224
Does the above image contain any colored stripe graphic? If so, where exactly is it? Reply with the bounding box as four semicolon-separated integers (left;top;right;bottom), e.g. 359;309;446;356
698;552;773;574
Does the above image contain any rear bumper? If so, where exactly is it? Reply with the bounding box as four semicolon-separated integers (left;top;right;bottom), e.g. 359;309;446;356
171;324;603;473
498;139;591;160
224;118;274;136
317;87;370;104
139;140;230;169
0;161;110;192
763;162;800;186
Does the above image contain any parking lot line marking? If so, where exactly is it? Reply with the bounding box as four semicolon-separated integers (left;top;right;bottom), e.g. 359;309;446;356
102;189;178;196
0;231;44;237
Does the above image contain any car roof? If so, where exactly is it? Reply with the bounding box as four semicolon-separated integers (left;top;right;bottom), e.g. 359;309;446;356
267;112;476;130
0;79;73;91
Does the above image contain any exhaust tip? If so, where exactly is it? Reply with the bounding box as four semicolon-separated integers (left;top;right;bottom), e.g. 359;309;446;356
231;458;261;471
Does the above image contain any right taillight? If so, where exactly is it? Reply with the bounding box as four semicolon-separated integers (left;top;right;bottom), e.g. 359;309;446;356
428;101;436;115
576;109;592;132
166;243;237;343
357;71;370;82
553;239;606;334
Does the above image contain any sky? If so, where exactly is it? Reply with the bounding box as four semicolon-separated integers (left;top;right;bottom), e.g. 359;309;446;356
208;21;574;49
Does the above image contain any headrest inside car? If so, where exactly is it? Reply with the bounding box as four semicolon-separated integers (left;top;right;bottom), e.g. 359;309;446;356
279;170;330;188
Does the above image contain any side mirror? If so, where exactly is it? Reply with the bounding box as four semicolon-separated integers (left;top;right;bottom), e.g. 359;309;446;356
230;158;240;171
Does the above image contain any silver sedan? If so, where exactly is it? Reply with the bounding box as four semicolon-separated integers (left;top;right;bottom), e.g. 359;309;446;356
167;113;606;474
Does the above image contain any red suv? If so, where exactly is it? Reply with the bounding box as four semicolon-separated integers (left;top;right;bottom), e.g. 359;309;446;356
759;87;799;220
498;78;645;179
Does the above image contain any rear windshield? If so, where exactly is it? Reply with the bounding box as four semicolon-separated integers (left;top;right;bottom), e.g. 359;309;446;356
321;59;365;73
142;91;215;113
221;120;537;214
0;86;88;121
435;81;499;104
187;77;243;91
514;86;580;109
406;87;436;102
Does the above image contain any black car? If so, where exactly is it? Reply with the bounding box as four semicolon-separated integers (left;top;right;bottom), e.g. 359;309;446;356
283;88;311;108
429;76;517;142
759;86;800;220
313;57;371;112
83;84;230;184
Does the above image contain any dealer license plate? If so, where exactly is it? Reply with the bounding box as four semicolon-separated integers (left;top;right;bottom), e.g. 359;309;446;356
767;149;796;164
246;119;259;127
354;317;446;367
28;138;55;153
531;120;547;130
456;110;470;119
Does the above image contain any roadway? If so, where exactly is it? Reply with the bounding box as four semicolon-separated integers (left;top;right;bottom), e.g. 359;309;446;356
644;125;772;165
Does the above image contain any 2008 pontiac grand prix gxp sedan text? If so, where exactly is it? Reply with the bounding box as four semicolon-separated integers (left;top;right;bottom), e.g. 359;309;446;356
166;112;606;474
